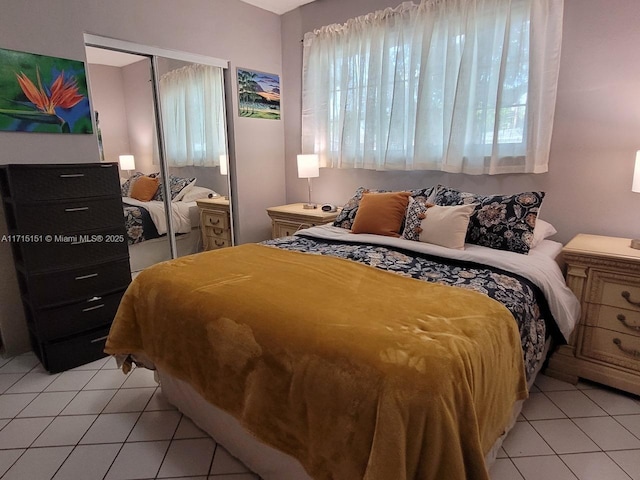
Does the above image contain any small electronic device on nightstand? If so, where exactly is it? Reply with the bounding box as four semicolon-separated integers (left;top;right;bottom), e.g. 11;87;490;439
321;204;337;213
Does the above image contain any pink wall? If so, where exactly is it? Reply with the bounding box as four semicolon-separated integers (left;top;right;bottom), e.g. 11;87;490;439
281;0;640;245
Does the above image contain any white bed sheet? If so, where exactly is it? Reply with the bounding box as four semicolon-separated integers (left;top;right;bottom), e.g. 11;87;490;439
122;197;196;235
295;224;581;341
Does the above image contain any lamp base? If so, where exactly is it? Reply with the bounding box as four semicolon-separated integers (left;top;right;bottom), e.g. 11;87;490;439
302;203;317;210
631;239;640;250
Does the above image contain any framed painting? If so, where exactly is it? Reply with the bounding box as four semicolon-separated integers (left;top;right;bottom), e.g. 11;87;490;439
237;68;280;120
0;47;93;134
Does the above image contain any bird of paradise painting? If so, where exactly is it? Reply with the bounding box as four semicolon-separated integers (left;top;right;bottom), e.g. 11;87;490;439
0;47;92;134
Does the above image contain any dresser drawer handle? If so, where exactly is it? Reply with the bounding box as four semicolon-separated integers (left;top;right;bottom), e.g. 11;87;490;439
75;273;98;281
90;335;109;344
215;239;225;247
208;218;221;226
82;304;105;313
213;227;224;235
616;314;640;332
59;173;85;178
621;291;640;308
613;338;640;359
65;207;89;212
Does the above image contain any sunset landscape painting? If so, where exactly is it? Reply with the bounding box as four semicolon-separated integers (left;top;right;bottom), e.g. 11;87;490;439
237;68;280;120
0;47;92;134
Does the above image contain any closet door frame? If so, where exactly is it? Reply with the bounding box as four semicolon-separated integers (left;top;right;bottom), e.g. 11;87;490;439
83;33;232;258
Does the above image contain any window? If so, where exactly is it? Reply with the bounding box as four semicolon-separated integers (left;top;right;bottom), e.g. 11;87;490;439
160;64;227;168
302;0;563;174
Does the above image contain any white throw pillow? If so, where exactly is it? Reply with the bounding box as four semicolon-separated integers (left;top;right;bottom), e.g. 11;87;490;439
180;186;219;203
531;219;558;249
418;203;477;250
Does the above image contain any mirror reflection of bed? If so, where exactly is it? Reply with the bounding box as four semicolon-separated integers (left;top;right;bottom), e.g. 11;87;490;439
85;47;231;276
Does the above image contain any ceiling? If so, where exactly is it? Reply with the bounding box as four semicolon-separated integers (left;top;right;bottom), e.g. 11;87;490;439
239;0;316;15
85;46;146;67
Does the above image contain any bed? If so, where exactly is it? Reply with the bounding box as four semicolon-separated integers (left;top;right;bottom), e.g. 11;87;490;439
120;173;219;272
105;186;580;480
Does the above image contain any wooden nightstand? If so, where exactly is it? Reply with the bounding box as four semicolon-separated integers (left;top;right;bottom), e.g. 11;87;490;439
196;198;232;250
545;234;640;395
266;203;339;239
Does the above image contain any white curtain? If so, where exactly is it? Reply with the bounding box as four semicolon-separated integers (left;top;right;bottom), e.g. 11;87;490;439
302;0;563;174
160;64;227;167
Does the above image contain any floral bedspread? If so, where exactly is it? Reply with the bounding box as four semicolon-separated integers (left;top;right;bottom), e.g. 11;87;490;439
123;203;159;245
264;234;549;380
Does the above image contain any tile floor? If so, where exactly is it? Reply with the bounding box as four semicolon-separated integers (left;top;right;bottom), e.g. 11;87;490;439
0;352;639;480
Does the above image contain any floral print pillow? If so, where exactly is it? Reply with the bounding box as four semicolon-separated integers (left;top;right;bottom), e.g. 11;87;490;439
431;185;545;254
150;174;197;201
402;197;430;241
333;186;435;230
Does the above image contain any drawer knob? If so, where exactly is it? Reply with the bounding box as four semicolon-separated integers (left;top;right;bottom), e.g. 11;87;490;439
215;239;225;247
59;173;85;178
65;206;89;212
82;304;105;313
90;335;109;344
616;314;640;332
213;227;224;235
75;273;98;281
209;218;221;225
621;291;640;309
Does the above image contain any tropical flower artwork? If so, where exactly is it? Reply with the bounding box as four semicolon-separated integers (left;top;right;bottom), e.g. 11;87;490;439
0;47;92;133
237;68;280;120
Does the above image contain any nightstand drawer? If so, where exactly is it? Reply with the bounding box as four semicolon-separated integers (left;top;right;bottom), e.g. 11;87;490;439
587;270;640;310
586;304;640;335
202;211;229;230
204;237;231;250
580;326;640;372
274;221;309;238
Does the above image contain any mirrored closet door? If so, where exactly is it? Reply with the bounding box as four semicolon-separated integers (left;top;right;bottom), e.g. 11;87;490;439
84;41;232;275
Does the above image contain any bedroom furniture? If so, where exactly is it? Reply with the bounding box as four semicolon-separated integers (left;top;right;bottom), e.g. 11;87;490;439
297;154;320;209
197;197;232;250
545;234;640;395
266;203;339;239
0;162;131;373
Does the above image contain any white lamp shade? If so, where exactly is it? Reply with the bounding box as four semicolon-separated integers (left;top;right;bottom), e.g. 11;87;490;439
119;154;136;171
297;154;319;179
219;154;228;175
634;151;640;193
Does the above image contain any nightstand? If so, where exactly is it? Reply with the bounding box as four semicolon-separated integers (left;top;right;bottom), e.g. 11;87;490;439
196;198;232;250
266;203;339;239
545;234;640;395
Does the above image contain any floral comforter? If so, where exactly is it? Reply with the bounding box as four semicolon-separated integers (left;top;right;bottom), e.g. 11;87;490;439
123;203;159;245
264;234;551;380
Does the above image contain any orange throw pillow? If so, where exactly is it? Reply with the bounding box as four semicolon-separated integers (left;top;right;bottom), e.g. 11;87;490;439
129;175;160;202
351;191;411;237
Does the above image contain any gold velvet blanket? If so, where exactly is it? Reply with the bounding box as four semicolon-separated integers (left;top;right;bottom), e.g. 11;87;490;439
105;244;527;480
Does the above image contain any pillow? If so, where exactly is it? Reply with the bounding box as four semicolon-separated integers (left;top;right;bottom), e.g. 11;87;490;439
129;175;160;202
333;186;434;230
120;172;145;197
531;219;557;249
151;175;197;202
180;186;219;203
431;185;545;254
402;197;430;241
418;203;477;249
351;191;411;237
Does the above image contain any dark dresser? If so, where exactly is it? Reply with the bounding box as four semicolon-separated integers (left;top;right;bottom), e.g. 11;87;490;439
0;162;131;372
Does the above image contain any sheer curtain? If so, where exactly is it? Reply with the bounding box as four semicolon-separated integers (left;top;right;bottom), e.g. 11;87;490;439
160;64;227;167
302;0;563;174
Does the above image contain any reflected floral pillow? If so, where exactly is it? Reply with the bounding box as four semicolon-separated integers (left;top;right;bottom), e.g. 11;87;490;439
431;185;545;254
150;174;197;201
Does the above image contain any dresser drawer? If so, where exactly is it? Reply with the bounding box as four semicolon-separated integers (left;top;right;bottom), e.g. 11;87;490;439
580;326;640;372
27;290;125;342
30;324;111;373
204;236;231;250
14;226;128;272
22;258;131;307
12;196;124;233
587;270;640;310
585;304;640;335
273;221;310;238
1;163;119;201
202;210;229;230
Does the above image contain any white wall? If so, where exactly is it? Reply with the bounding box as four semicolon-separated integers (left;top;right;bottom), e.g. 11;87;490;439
281;0;640;245
0;0;286;355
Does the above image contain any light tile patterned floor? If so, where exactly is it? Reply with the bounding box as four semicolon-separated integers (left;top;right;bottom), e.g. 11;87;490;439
0;351;639;480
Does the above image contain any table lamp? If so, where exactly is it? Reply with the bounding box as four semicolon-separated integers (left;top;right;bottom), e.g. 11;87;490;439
297;154;319;209
119;154;136;177
632;151;640;249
